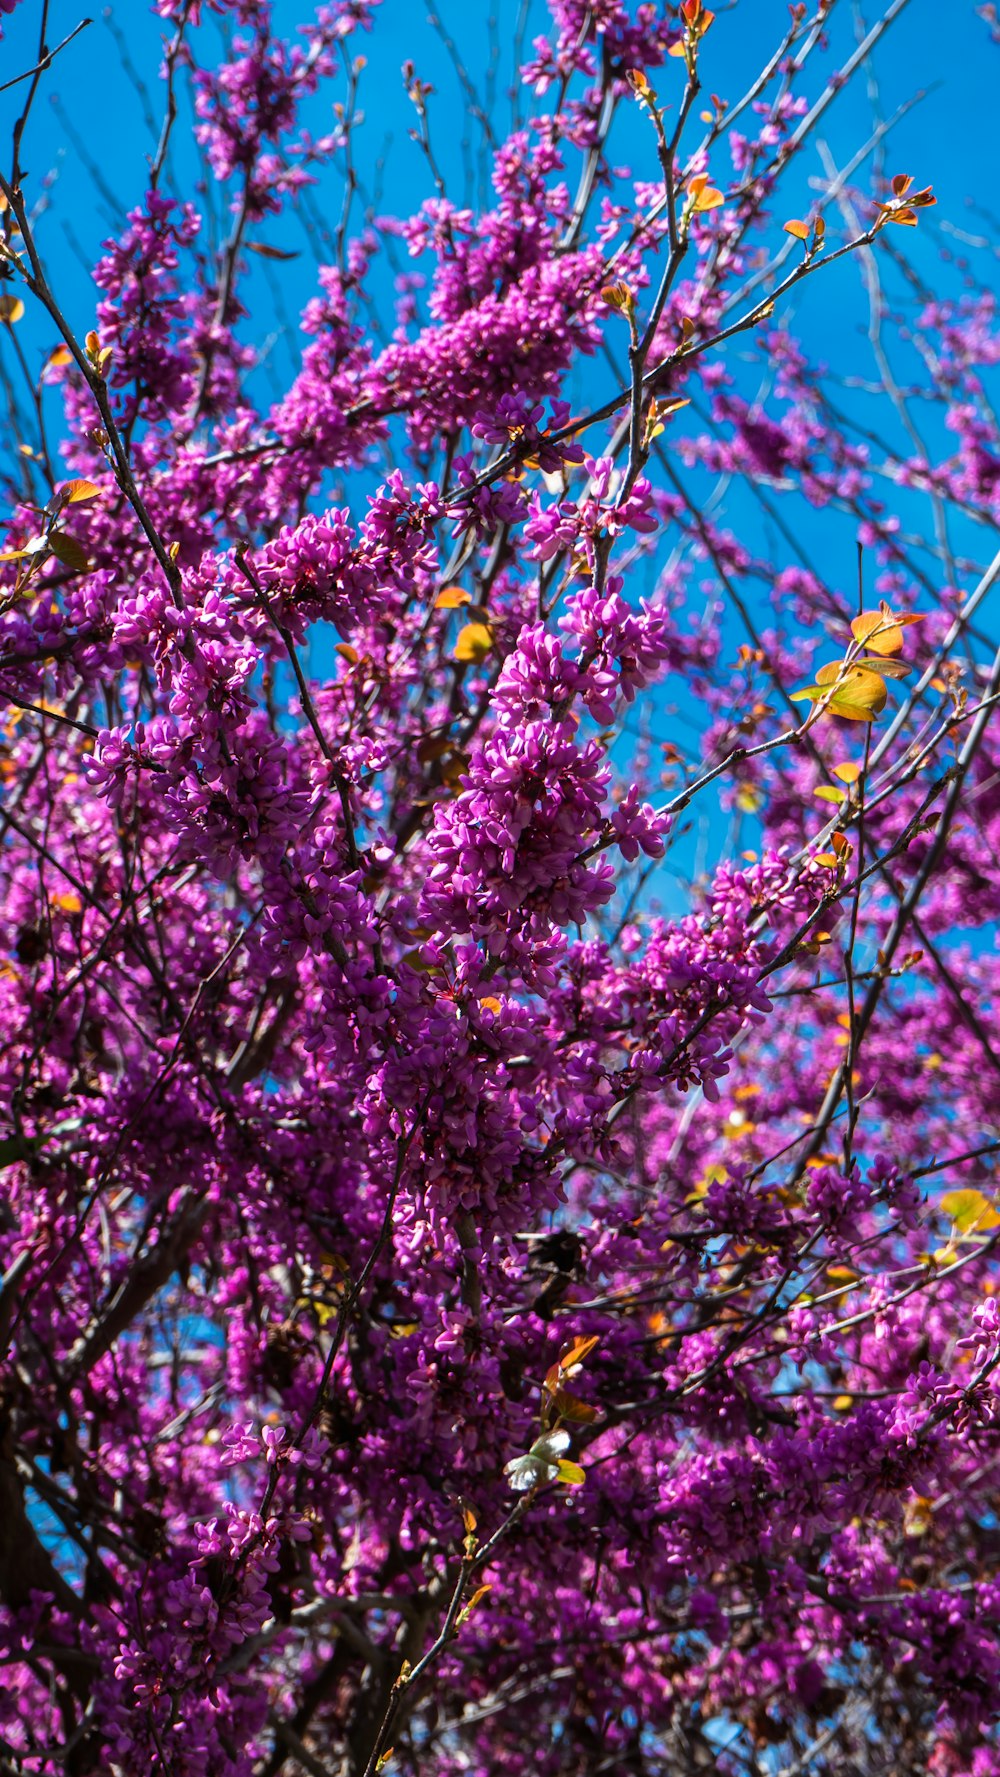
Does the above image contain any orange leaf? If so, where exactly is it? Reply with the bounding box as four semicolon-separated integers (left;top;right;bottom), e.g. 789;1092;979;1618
61;479;101;505
783;219;809;241
627;68;654;100
463;1584;492;1615
435;585;471;609
558;1333;599;1372
688;174;725;213
602;281;634;314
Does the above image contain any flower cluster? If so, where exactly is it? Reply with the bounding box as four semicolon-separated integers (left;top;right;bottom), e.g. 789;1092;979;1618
0;2;997;1775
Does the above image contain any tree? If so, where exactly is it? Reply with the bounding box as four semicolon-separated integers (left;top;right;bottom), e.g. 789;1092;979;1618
0;0;999;1771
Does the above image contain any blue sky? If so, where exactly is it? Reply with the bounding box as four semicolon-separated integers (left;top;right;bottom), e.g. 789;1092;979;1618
0;0;992;408
1;0;996;908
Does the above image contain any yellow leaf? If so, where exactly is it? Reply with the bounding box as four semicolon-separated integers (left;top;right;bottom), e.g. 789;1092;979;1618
723;1112;754;1141
854;656;910;679
851;610;904;656
797;661;889;722
0;294;25;325
833;762;862;784
555;1459;586;1486
832;1394;853;1412
692;1164;727;1201
435;585;471;609
814;786;846;804
453;622;493;665
940;1188;1000;1234
903;1495;934;1537
46;344;73;370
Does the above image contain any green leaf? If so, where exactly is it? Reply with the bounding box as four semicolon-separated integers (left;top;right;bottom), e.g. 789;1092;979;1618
0;1133;42;1167
550;1387;597;1424
49;532;90;573
853;657;911;679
